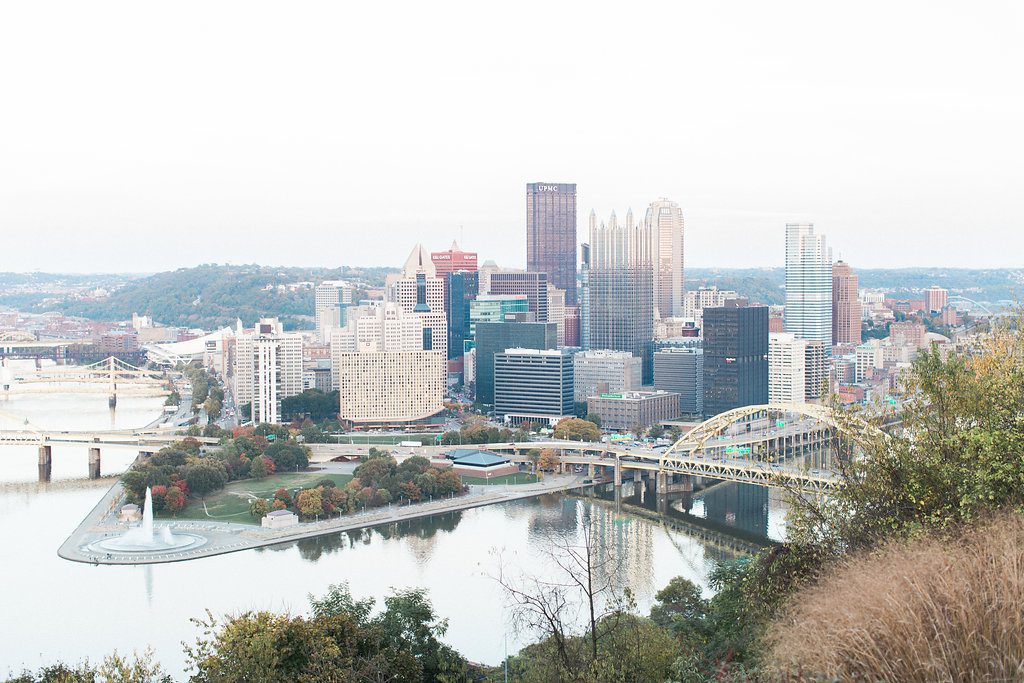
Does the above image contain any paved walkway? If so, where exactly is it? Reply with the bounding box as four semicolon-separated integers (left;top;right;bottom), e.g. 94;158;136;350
57;474;587;565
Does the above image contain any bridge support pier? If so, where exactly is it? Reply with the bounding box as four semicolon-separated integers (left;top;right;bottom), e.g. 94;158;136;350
88;447;101;479
38;445;52;482
655;470;668;515
613;461;622;489
587;463;595;480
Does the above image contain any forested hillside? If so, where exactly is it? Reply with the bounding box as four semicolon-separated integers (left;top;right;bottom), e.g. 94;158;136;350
43;264;395;330
688;267;1022;307
5;265;1018;329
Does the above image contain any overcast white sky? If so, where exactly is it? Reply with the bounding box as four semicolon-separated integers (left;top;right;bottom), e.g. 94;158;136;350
1;1;1021;273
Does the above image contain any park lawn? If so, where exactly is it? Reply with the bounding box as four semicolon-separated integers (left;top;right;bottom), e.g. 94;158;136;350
460;472;538;486
161;471;353;525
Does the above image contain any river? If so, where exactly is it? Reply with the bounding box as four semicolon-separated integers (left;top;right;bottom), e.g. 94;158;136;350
0;393;786;678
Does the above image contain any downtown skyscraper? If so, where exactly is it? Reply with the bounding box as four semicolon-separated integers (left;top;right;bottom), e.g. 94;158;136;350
587;209;654;380
527;182;577;306
430;241;478;364
645;198;685;319
703;305;768;417
832;260;862;345
785;224;833;349
386;244;447;360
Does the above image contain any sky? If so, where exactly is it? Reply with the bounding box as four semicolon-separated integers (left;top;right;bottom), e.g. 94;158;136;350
1;1;1021;273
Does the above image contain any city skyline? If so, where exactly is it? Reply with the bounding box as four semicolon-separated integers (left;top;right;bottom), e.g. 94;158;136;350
1;3;1018;680
1;2;1021;273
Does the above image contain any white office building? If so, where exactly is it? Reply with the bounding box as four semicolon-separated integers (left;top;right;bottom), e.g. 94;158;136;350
331;302;444;425
233;318;304;423
547;284;566;346
769;332;808;404
386;244;447;360
314;280;353;342
683;286;739;328
785;224;833;348
855;341;885;382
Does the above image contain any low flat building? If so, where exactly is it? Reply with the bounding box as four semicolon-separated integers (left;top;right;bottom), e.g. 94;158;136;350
261;509;299;529
447;449;520;478
586;390;681;431
117;504;141;523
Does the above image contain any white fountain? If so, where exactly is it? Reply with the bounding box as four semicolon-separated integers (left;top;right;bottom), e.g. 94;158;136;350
91;486;205;555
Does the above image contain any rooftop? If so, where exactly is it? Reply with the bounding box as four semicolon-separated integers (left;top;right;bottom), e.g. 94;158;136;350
589;390;680;401
450;449;510;467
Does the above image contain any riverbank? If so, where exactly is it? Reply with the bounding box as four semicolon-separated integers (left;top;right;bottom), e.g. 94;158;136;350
57;473;589;565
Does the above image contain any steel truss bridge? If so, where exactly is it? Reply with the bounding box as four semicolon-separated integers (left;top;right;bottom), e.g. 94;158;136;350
481;403;886;494
0;401;884;492
0;408;199;450
1;356;171;399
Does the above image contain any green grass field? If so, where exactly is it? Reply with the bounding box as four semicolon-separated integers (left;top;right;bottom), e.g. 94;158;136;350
160;471;353;524
459;472;538;486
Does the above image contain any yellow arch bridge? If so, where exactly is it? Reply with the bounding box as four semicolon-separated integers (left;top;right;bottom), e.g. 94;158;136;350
482;403;886;495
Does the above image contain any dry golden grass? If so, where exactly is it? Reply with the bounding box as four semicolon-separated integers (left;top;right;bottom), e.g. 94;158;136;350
765;513;1024;682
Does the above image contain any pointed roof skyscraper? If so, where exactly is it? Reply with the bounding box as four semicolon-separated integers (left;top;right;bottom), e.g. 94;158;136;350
401;243;436;278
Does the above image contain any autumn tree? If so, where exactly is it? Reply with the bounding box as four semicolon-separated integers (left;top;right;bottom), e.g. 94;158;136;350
399;481;422;502
248;455;267;480
164;486;186;515
553;417;601;442
273;487;292;507
295;488;324;519
249;498;269;518
537;448;560;472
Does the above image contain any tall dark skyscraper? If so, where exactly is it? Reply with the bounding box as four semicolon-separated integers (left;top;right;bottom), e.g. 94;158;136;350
527;182;577;306
447;270;479;362
702;305;768;418
473;320;557;405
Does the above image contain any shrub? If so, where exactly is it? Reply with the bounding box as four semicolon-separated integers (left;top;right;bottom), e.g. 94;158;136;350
765;512;1024;681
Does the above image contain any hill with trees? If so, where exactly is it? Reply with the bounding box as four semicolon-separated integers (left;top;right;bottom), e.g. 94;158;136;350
688;266;1023;308
31;264;396;330
6;266;1018;328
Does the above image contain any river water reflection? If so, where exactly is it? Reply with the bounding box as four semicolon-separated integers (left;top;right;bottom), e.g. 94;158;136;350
0;394;785;678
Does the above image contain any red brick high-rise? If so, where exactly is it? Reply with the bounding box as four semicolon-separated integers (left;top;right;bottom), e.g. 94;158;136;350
431;241;478;278
832;260;861;345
